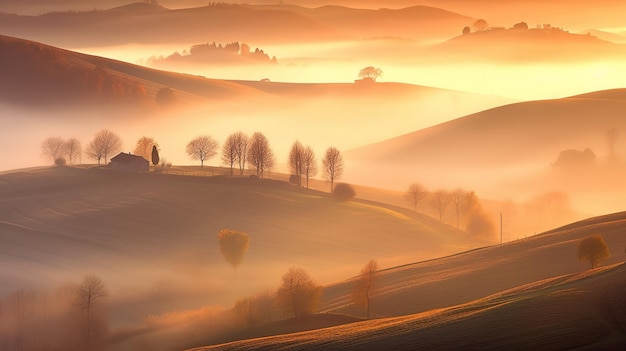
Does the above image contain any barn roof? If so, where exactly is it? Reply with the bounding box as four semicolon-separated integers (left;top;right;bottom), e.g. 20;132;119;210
111;152;149;164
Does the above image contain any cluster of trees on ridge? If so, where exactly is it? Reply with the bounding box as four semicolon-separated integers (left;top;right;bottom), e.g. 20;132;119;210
147;41;278;66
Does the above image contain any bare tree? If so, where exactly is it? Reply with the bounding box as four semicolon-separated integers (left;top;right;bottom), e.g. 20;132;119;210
134;137;158;162
218;229;250;273
64;138;82;165
76;275;108;351
578;235;610;269
41;137;66;164
431;189;452;222
302;146;317;189
405;183;428;212
247;132;274;178
222;132;249;176
275;267;322;318
186;135;218;167
85;129;123;166
352;259;378;319
234;132;249;175
358;66;383;81
322;147;344;193
288;140;305;186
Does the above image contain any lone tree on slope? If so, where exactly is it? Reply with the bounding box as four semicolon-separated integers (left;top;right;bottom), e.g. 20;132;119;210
275;267;322;318
218;229;250;273
352;259;378;319
578;234;610;269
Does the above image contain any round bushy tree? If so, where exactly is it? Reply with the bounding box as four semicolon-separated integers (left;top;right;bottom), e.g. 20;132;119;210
578;234;610;269
218;229;250;272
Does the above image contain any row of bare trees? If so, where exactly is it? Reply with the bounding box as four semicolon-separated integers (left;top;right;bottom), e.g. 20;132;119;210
42;130;124;167
41;137;82;165
0;274;108;351
405;183;495;239
42;130;346;191
187;131;345;191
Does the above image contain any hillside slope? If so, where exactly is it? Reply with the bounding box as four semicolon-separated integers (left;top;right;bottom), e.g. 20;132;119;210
190;262;626;351
344;90;626;197
318;210;626;318
0;166;483;299
434;27;626;62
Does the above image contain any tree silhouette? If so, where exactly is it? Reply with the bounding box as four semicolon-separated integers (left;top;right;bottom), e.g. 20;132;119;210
302;146;317;189
151;145;159;167
64;138;81;165
322;146;344;193
352;259;378;319
288;140;305;186
275;267;322;318
85;129;122;166
462;26;471;35
186;135;218;167
218;229;250;273
134;137;158;163
247;132;274;178
405;183;428;212
431;189;452;222
222;131;249;176
578;235;610;269
473;19;488;31
358;66;383;81
41;137;65;164
76;275;108;351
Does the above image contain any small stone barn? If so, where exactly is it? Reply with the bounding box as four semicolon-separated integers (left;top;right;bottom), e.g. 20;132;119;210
110;152;149;172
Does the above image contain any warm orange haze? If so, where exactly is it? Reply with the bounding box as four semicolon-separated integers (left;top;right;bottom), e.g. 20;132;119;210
1;0;626;350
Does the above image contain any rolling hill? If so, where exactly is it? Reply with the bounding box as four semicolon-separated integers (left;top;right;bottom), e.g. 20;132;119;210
344;89;626;202
0;3;471;47
189;211;626;350
0;166;485;301
0;34;265;107
432;27;626;62
191;263;626;350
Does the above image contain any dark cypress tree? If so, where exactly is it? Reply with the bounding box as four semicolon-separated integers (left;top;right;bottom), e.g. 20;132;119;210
151;145;160;167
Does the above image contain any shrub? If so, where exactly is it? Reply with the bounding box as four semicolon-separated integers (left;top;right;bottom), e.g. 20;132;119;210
54;157;67;166
333;183;356;201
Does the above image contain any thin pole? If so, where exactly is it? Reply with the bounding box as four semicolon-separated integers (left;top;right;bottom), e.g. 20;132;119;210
500;212;503;244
